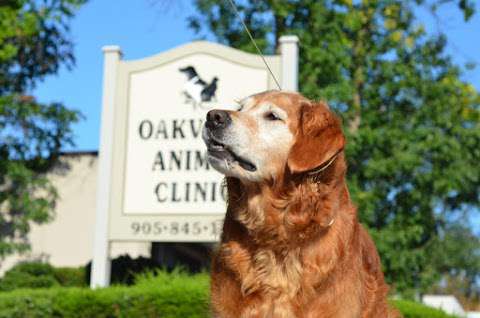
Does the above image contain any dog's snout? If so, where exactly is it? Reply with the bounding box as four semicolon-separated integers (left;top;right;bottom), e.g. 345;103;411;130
206;110;231;130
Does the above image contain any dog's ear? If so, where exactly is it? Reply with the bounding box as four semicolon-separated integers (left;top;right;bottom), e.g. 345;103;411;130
287;102;345;174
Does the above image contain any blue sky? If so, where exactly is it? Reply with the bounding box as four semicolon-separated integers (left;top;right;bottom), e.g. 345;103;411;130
33;0;480;152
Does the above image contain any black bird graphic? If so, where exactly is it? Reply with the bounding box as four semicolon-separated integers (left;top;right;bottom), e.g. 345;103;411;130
179;66;218;107
201;77;218;102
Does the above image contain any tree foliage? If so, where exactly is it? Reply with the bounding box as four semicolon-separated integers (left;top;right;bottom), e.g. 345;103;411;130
0;0;84;260
189;0;480;296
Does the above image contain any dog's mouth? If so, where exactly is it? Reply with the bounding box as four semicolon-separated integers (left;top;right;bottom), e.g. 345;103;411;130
206;137;257;172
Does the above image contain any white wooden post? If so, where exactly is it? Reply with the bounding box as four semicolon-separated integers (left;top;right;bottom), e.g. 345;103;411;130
279;35;299;92
90;46;121;288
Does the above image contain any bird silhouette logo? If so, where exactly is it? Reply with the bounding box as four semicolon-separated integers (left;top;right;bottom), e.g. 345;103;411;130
179;66;218;109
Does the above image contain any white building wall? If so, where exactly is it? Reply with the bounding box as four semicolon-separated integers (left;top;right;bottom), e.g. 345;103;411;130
422;295;467;317
0;152;150;276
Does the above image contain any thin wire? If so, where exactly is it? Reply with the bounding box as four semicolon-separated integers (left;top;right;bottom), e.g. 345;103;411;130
226;0;282;90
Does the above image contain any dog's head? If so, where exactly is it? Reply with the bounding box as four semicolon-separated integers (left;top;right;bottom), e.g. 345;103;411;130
202;91;345;182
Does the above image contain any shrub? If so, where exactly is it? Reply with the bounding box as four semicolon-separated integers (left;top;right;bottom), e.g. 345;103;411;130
0;262;59;291
0;270;210;318
392;299;459;318
4;262;56;277
53;267;86;287
0;262;87;291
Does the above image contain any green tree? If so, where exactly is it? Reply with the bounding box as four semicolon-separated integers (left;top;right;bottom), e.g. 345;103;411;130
189;0;480;296
0;0;85;260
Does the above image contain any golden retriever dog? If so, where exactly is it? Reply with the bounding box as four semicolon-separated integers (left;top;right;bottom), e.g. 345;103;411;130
202;91;399;318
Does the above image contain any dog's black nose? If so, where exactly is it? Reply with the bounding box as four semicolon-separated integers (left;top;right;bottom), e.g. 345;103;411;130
206;110;231;129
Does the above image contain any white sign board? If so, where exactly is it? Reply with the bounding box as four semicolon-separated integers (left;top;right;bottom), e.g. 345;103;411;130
91;38;299;287
123;55;269;215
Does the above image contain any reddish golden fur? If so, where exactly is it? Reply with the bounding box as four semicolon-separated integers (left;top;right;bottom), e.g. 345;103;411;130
210;91;399;318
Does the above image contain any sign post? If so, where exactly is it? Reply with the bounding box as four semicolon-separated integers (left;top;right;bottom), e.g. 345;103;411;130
279;35;299;91
91;37;298;288
91;46;121;288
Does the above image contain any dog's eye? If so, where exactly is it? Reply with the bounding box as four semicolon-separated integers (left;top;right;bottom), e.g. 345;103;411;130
265;112;281;121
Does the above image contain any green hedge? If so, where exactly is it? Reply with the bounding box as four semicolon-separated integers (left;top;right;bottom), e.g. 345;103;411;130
0;262;86;291
0;271;457;318
0;262;59;291
53;266;86;288
392;300;459;318
0;271;210;318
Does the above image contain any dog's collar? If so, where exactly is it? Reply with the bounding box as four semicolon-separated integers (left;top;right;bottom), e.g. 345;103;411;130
307;151;342;176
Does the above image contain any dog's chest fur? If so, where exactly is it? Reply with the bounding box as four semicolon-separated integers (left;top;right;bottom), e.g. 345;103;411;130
225;194;308;317
248;248;302;295
227;245;304;317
